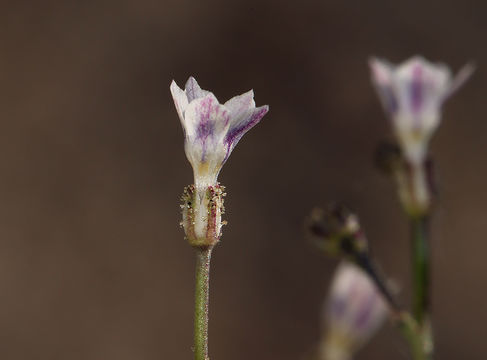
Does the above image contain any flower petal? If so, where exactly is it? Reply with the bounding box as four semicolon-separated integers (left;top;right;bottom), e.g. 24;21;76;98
224;90;256;123
443;62;475;100
183;93;229;140
369;57;398;114
185;76;212;102
183;93;231;187
223;90;269;157
324;261;388;354
170;80;189;124
394;56;451;117
224;105;268;158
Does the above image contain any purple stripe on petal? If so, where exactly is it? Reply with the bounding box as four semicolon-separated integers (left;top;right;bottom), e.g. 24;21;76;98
195;96;227;162
353;292;377;330
224;105;269;158
196;97;216;140
184;93;229;164
410;65;423;115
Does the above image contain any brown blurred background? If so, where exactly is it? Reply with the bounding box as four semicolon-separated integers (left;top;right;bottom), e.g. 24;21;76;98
0;0;486;359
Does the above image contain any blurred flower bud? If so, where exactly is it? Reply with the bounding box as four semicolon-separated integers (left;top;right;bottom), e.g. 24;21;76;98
307;204;401;311
320;261;389;360
306;204;368;258
370;56;473;167
369;56;471;217
180;184;226;248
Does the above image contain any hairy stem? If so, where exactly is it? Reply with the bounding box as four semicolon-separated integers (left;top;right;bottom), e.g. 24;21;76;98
194;247;212;360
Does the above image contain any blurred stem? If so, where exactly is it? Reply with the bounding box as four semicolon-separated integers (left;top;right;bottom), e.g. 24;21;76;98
411;216;429;323
194;246;212;360
354;253;400;312
411;216;433;358
355;254;428;360
397;313;428;360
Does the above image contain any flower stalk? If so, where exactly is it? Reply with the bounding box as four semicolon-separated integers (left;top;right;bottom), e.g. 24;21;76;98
194;247;212;360
397;312;428;360
411;216;430;324
411;215;434;358
370;56;474;359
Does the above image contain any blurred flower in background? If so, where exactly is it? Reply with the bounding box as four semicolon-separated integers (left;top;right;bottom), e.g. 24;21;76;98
369;56;473;167
320;261;390;360
369;56;473;216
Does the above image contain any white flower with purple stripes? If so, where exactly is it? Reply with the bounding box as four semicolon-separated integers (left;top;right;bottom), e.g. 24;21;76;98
322;261;389;360
370;56;473;165
170;77;269;189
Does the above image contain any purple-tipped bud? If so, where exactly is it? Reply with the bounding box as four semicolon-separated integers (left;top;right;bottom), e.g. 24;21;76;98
321;261;389;360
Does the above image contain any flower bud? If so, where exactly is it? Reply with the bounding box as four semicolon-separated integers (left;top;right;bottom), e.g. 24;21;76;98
369;56;471;218
306;204;368;258
180;184;226;248
369;56;473;167
321;261;389;360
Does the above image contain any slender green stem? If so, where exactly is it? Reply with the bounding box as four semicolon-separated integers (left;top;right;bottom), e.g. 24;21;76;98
411;216;430;323
411;216;433;358
397;313;427;360
194;246;212;360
